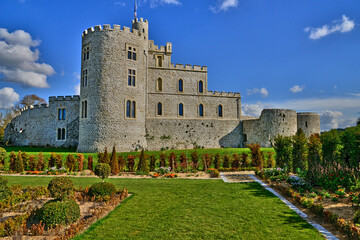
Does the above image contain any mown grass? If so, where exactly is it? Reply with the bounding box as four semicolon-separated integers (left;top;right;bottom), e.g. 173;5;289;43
2;147;275;171
5;176;323;240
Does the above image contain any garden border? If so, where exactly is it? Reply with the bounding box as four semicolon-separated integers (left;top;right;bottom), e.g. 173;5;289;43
220;172;338;240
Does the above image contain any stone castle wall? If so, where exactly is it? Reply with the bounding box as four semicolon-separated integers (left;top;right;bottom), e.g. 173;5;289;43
4;96;80;148
297;112;321;138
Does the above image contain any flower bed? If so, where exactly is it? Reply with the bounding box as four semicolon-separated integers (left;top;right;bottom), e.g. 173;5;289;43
0;184;129;239
256;168;360;239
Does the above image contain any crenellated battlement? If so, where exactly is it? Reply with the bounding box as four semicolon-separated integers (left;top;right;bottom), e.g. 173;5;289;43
82;24;146;38
149;40;172;53
49;95;80;102
166;63;207;72
207;91;240;97
19;103;49;113
132;18;148;24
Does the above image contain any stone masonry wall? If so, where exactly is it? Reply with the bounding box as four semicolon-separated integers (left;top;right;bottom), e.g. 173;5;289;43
297;112;321;138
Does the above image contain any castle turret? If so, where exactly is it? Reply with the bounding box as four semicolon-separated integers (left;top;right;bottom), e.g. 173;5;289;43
297;112;321;137
77;20;149;152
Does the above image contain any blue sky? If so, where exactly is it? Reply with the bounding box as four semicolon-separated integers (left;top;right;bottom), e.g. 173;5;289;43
0;0;359;130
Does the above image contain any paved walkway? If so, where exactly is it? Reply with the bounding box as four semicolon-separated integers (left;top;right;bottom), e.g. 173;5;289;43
220;172;338;240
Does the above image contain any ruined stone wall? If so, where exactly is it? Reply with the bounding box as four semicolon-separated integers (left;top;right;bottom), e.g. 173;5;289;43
242;109;298;147
4;96;80;148
297;112;321;138
146;118;242;150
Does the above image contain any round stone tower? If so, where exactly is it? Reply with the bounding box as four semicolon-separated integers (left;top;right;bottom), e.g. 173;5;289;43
77;18;149;153
297;112;321;137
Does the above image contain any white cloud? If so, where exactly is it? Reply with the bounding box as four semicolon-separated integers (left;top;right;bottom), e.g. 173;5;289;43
0;87;20;109
210;0;238;13
247;87;269;98
143;0;181;8
290;85;305;93
74;83;80;95
242;102;272;117
320;110;343;129
114;1;125;6
304;15;355;40
347;92;360;97
0;28;54;88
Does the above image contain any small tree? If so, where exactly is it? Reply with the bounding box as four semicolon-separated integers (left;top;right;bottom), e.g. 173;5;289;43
0;147;6;165
110;146;119;175
77;154;84;171
137;150;149;174
14;151;24;173
21;152;29;171
307;134;322;185
168;152;176;172
203;153;213;171
190;151;199;170
101;147;110;165
37;152;45;171
48;177;74;200
118;155;126;172
222;154;230;168
48;153;57;168
9;151;16;172
241;153;248;168
248;144;263;171
214;153;221;170
159;153;166;167
87;155;93;172
127;155;136;172
266;152;276;168
29;155;36;171
231;154;240;169
149;154;157;172
66;154;76;172
274;135;293;171
95;163;111;182
292;128;308;172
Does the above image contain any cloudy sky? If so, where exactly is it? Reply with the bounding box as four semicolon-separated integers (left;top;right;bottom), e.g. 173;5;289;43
0;0;359;131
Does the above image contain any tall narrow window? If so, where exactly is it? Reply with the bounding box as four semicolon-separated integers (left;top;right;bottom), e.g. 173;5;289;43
58;109;62;120
62;128;66;140
199;81;204;93
126;100;131;118
81;101;88;118
178;79;183;92
84;101;87;118
128;69;136;86
82;69;88;87
57;128;61;140
218;105;223;117
57;128;66;140
199;104;204;117
127;46;137;60
58;109;66;120
131;101;136;118
179;103;184;116
157;56;163;67
157;78;163;91
83;45;90;61
157;102;162;116
62;109;66;120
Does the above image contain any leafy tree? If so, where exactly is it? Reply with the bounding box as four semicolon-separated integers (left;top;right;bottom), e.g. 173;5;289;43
9;151;16;172
95;163;111;181
21;152;29;170
222;154;230;168
241;152;248;168
231;154;240;169
248;144;263;170
29;155;37;171
0;147;6;165
214;153;221;170
321;129;342;173
159;153;167;167
274;135;293;171
292;129;308;172
118;155;126;172
66;154;76;172
168;152;176;172
37;152;45;171
190;151;199;170
77;154;84;171
14;151;24;173
137;150;149;174
306;134;322;185
101;147;110;165
87;155;93;172
340;125;360;175
149;154;157;172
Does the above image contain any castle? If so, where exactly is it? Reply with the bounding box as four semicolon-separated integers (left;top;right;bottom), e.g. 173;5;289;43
4;16;321;153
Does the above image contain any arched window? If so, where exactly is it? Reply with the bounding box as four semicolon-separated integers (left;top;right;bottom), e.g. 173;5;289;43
218;105;223;117
178;79;183;92
157;102;162;116
199;81;203;93
131;101;136;118
179;103;184;116
126;100;131;118
199;104;204;117
157;78;163;91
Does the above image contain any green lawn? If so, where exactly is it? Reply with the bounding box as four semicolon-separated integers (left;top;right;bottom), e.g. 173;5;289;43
5;176;323;240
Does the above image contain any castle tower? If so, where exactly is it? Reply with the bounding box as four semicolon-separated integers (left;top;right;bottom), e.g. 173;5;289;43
297;112;321;137
77;19;149;152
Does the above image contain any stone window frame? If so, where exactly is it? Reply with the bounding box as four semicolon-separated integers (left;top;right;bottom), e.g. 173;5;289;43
157;102;163;116
198;103;204;117
178;103;184;117
126;43;138;61
155;54;164;68
128;68;136;87
81;100;88;119
57;128;66;141
125;99;137;119
178;79;184;93
83;44;90;61
82;69;88;87
156;78;163;92
58;108;66;120
198;80;204;94
218;104;223;118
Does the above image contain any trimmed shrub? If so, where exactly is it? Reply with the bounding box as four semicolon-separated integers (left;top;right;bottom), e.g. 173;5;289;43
190;151;199;170
307;134;322;185
222;154;230;168
101;147;110;165
95;163;111;181
274;135;293;171
214;153;221;170
149;154;156;172
9;151;16;172
0;147;6;165
48;153;56;168
137;150;149;174
0;175;8;186
48;177;74;200
231;154;240;169
210;169;220;178
37;153;45;171
56;154;63;169
14;151;24;173
241;153;248;168
168;152;177;172
66;154;76;171
159;153;166;167
37;199;80;228
203;153;212;171
21;152;29;171
87;155;93;172
127;155;136;172
248;144;263;171
89;182;116;198
292;128;308;172
29;156;36;171
118;155;126;172
0;176;11;200
110;146;119;175
77;154;84;171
